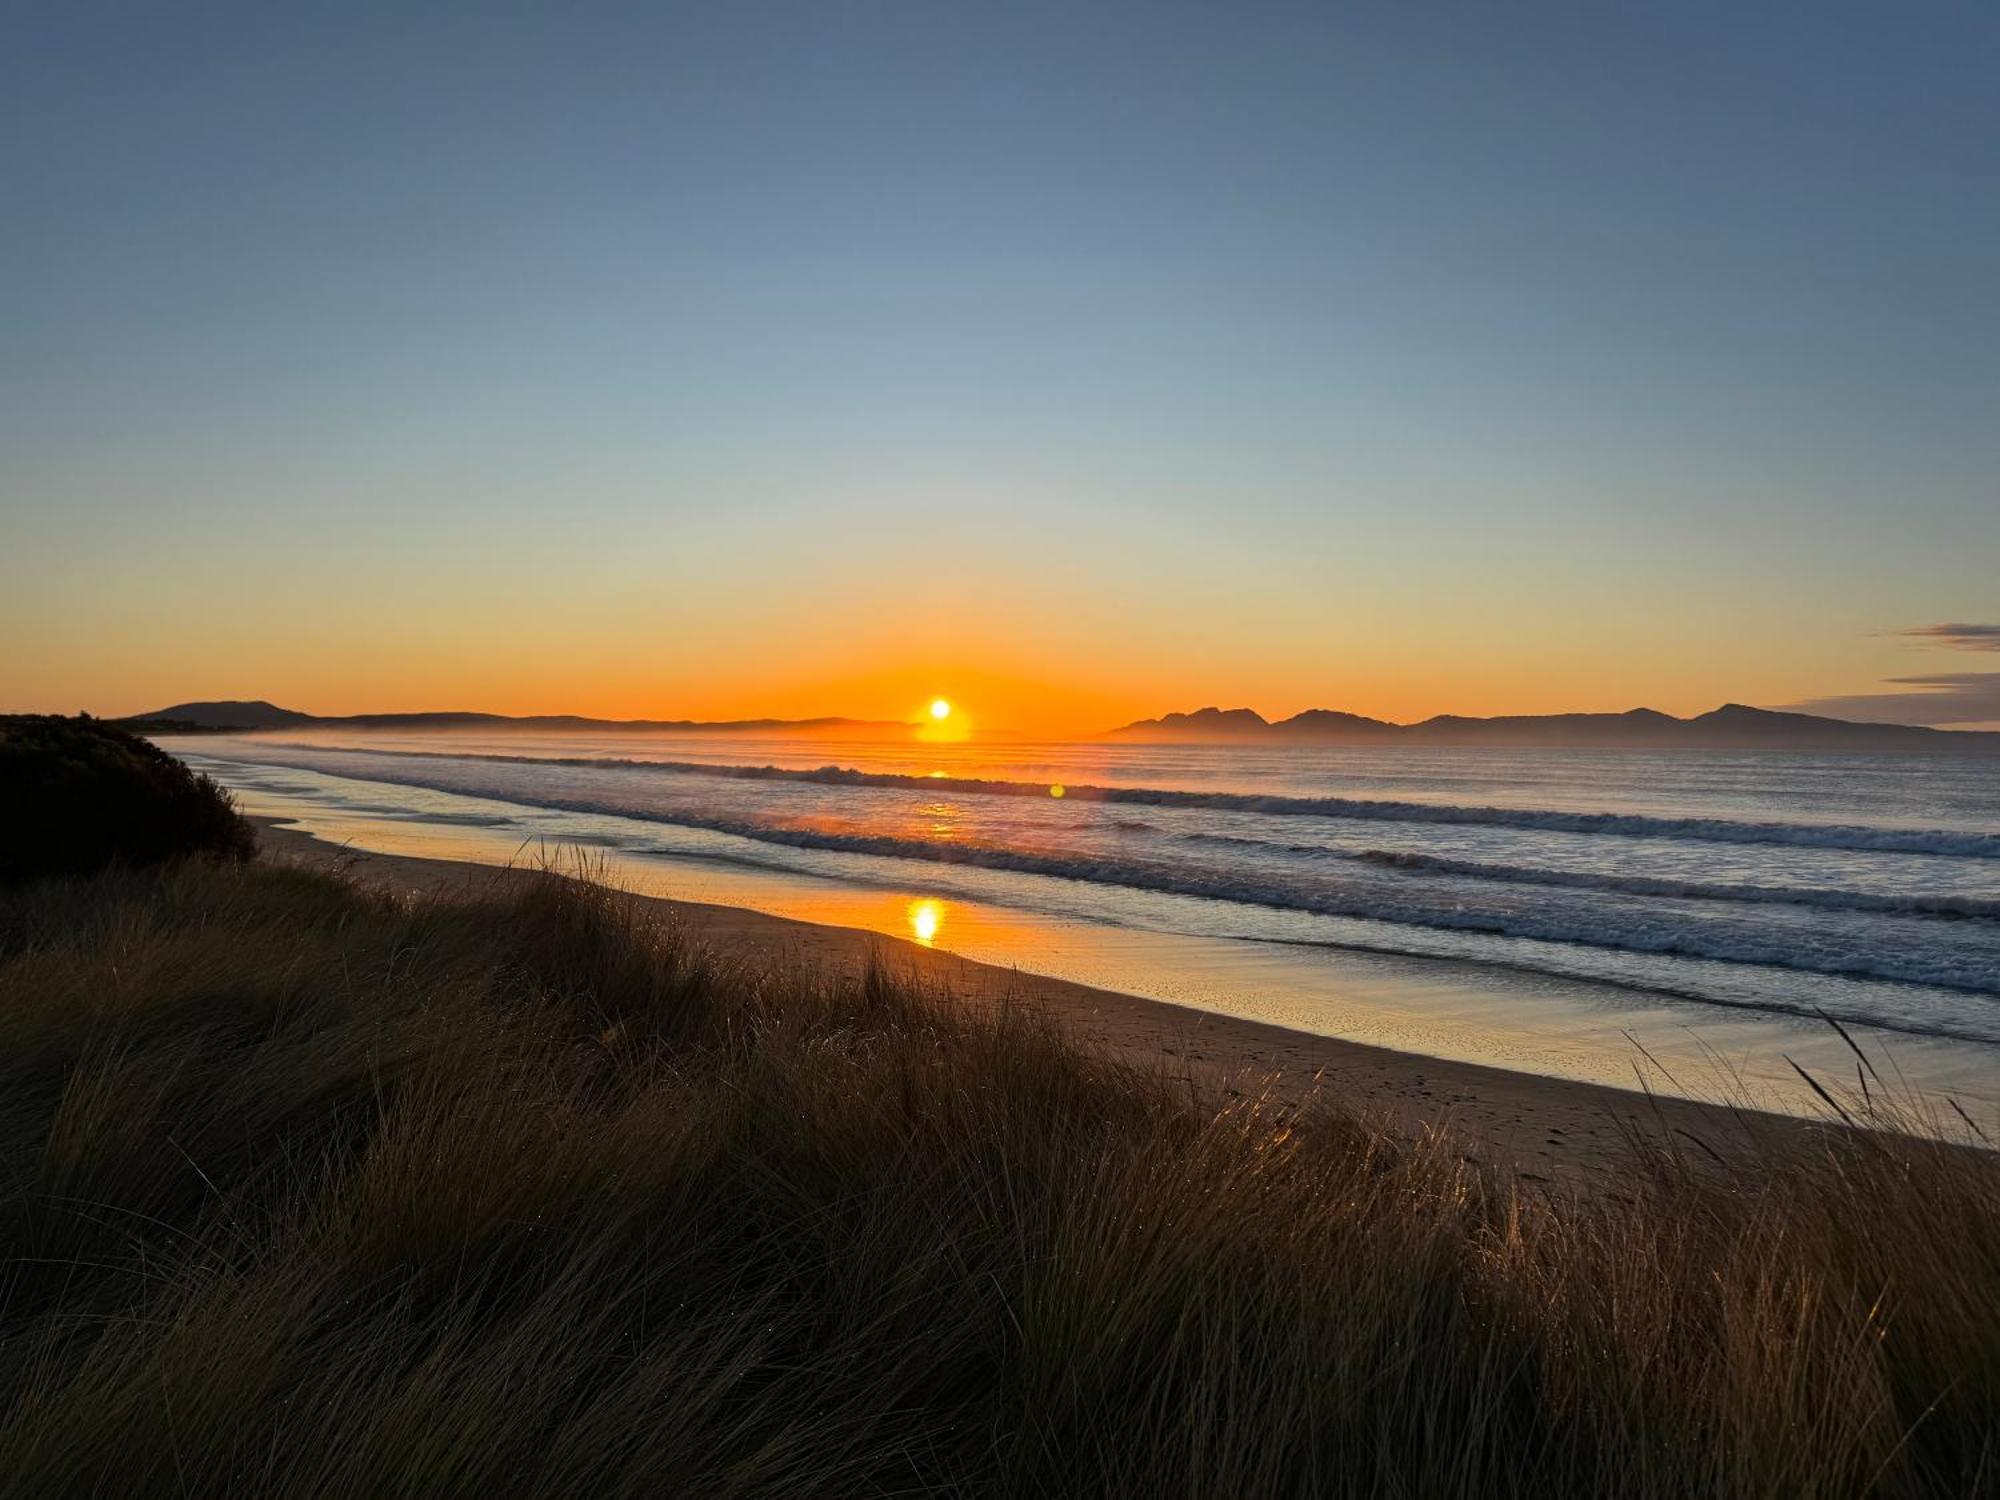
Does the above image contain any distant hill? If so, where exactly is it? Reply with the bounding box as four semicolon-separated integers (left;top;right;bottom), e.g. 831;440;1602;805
1109;703;2000;754
124;701;913;736
125;700;317;731
1123;707;1280;738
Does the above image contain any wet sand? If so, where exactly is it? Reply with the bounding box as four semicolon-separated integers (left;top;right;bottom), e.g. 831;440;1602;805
258;818;1820;1183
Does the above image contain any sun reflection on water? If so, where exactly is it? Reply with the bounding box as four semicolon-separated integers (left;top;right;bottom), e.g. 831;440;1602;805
906;898;944;946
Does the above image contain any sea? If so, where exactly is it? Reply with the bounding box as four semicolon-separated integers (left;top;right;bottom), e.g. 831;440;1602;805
166;731;2000;1116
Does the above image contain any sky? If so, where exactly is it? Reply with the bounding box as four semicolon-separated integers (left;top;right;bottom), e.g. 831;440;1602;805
4;1;1997;733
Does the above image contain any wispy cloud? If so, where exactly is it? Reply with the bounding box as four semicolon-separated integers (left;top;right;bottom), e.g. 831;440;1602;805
1894;623;2000;652
1781;672;2000;727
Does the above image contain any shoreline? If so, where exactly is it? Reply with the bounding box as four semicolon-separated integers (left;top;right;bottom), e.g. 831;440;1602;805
257;817;1824;1181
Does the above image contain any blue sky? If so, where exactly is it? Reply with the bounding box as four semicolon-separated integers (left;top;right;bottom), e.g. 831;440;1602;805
4;2;1996;726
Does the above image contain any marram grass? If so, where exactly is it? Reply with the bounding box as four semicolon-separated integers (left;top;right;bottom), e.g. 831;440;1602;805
0;858;1992;1498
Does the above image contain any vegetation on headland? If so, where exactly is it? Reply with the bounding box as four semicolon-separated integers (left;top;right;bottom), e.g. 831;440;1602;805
0;714;254;884
0;844;1994;1497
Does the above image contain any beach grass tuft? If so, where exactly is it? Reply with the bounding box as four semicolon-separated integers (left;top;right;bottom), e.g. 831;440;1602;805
0;855;1992;1497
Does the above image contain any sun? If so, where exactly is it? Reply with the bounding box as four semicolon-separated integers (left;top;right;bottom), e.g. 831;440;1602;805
916;695;968;742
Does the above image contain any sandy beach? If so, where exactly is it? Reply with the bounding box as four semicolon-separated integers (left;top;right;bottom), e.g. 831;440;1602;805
258;817;1818;1182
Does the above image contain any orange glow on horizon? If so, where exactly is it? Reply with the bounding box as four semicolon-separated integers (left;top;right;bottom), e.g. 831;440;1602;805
6;458;1957;734
19;602;1924;738
915;693;971;742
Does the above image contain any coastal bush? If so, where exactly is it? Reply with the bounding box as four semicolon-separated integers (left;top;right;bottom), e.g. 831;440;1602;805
0;714;254;884
0;857;1991;1497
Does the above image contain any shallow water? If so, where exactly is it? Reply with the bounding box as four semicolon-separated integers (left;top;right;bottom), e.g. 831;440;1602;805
170;731;2000;1116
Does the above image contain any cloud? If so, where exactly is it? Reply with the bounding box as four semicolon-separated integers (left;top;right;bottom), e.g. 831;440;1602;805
1895;623;2000;651
1781;672;2000;727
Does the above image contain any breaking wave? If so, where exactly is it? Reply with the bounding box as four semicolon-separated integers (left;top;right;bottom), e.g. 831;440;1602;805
1178;837;2000;919
236;743;2000;858
194;753;2000;1007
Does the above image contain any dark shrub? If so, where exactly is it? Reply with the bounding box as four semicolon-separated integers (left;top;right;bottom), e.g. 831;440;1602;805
0;714;255;884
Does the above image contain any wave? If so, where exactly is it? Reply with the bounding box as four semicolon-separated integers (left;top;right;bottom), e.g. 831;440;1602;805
1182;836;2000;919
1352;850;2000;919
188;753;2000;1005
218;742;2000;858
1240;934;1997;1048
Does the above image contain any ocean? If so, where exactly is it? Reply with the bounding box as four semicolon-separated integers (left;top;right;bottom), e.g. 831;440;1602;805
169;731;2000;1109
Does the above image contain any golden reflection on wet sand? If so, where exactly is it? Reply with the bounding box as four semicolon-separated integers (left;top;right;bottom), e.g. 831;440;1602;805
906;897;943;945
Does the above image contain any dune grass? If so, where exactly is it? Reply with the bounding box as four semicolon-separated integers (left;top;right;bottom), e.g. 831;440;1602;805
0;856;1992;1498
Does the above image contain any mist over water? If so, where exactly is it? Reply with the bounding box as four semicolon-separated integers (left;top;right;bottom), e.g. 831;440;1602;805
177;732;2000;1050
